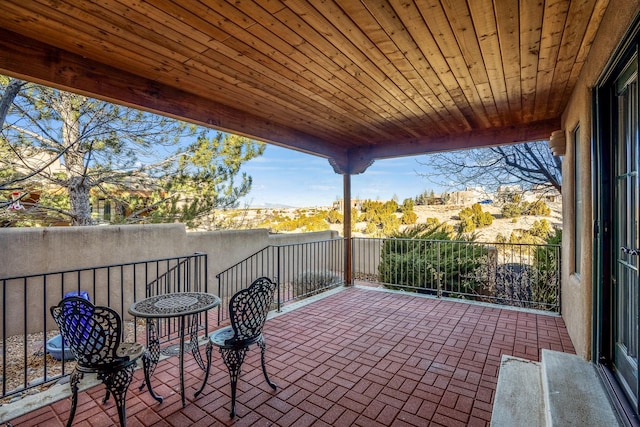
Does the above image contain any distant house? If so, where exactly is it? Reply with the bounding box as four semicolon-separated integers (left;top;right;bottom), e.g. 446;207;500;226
449;187;486;205
495;184;561;204
3;148;160;226
91;189;157;224
11;148;67;180
525;185;562;203
332;198;365;212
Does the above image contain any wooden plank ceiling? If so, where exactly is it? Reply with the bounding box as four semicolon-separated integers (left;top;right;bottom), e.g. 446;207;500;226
0;0;609;174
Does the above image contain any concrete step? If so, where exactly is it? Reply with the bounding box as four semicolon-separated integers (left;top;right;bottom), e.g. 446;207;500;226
492;355;545;426
491;349;621;426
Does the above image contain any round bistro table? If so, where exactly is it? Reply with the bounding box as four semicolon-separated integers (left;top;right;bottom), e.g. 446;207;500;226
128;292;221;407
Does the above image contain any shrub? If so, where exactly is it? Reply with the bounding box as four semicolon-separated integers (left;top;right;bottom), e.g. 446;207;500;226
502;200;550;218
526;200;551;216
259;210;331;232
390;221;453;240
503;230;539;245
401;198;415;212
459;217;476;233
480;211;493;226
401;211;418;224
359;199;401;236
383;200;399;214
293;270;342;298
494;226;561;311
302;217;330;232
458;203;493;232
423;217;456;235
381;214;401;236
270;220;297;232
359;200;383;223
530;219;553;239
379;224;488;296
531;228;562;310
364;222;378;235
501;202;522;218
326;209;343;224
496;219;555;245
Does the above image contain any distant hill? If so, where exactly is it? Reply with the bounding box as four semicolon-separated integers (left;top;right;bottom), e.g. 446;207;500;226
220;197;562;241
247;202;298;209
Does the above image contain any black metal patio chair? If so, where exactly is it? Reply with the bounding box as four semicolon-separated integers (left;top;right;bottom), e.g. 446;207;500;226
50;296;148;427
195;276;278;417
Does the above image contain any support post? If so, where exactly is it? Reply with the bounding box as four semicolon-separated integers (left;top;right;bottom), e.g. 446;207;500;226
343;174;353;285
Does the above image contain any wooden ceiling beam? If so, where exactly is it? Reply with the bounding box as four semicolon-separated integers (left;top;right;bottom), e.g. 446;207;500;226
341;117;561;174
0;28;347;162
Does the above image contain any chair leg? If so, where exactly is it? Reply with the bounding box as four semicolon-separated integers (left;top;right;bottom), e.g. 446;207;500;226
66;370;83;427
99;364;135;427
219;347;248;418
194;340;213;398
257;338;276;390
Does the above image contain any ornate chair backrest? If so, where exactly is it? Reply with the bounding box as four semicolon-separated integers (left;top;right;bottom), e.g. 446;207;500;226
228;277;277;344
50;296;125;367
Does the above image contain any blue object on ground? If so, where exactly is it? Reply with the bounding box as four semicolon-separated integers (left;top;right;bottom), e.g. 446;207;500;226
46;334;75;360
47;291;91;360
64;290;90;301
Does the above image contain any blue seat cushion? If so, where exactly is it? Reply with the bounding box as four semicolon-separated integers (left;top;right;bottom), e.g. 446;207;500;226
210;327;235;347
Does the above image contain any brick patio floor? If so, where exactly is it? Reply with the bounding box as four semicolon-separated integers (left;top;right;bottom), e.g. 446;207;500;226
6;286;574;426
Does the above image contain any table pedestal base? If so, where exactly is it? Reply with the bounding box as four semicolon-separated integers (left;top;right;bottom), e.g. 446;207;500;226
138;315;210;407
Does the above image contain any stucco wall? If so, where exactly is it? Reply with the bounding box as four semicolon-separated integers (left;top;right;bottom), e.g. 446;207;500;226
0;224;189;278
0;225;339;336
560;0;640;359
0;225;338;279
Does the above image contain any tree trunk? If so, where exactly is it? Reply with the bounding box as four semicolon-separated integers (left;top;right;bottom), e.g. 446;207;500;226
56;92;93;226
0;78;24;127
68;176;93;225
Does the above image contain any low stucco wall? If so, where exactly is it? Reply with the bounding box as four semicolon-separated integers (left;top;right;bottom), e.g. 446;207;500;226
0;224;189;278
0;225;338;279
0;225;339;336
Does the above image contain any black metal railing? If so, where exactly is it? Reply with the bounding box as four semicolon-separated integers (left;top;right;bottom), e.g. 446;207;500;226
1;236;561;403
352;237;561;312
0;253;207;401
216;239;345;323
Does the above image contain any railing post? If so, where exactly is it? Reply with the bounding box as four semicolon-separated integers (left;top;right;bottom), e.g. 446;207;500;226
487;246;498;292
556;245;562;313
437;241;442;298
346;237;353;285
202;253;209;332
217;274;222;326
277;245;281;312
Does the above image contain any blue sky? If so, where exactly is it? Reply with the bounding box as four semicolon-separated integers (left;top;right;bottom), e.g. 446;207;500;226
239;144;442;208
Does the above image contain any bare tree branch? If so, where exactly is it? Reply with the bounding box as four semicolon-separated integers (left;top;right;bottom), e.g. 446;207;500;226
417;141;561;194
0;200;75;222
